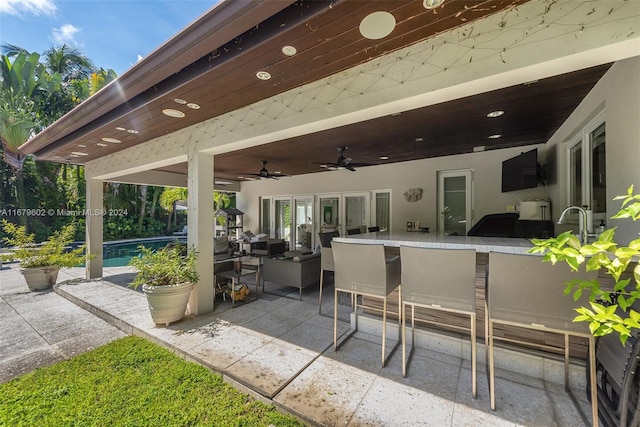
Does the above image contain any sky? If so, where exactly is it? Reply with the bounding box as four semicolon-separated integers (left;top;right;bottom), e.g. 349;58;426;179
0;0;217;75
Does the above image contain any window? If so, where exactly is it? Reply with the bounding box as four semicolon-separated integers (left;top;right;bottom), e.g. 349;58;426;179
567;113;606;217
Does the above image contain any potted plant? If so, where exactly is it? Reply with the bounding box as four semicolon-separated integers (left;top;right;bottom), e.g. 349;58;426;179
530;185;640;345
0;219;87;291
128;243;198;326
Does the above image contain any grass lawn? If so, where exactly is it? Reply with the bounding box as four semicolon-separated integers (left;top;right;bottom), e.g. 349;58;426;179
0;336;304;426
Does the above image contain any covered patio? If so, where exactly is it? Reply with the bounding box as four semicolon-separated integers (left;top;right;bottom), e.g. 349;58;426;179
18;0;640;315
14;1;640;424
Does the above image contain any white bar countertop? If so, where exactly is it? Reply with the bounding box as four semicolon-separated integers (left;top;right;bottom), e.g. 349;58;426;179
333;231;536;255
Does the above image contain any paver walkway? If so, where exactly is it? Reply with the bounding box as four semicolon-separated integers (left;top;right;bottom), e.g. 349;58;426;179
1;263;593;426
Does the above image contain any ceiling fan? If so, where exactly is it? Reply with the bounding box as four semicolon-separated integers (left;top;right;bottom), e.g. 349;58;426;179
321;147;370;172
243;160;287;180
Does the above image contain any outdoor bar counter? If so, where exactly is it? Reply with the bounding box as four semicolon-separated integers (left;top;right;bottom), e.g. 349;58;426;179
333;232;590;359
333;231;535;254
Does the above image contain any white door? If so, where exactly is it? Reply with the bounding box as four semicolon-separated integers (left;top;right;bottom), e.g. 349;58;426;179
293;196;314;250
438;170;473;236
343;192;370;234
274;197;292;245
318;193;340;234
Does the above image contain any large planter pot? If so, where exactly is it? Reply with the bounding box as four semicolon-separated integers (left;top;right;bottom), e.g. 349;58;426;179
142;282;194;326
20;266;61;291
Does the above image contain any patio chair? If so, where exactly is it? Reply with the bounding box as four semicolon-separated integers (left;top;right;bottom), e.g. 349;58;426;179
486;252;599;426
332;241;401;367
400;246;477;397
318;230;339;315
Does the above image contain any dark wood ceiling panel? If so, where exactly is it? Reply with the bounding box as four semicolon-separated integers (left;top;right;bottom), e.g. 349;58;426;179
39;0;533;165
203;63;610;181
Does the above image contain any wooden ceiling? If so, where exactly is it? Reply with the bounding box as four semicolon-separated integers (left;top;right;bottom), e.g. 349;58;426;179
202;63;610;181
23;0;612;184
27;0;553;171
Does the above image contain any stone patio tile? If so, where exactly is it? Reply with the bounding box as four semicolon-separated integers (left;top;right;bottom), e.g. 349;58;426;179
242;310;306;338
225;339;317;397
277;321;335;354
189;327;271;371
215;303;269;325
0;348;64;384
274;355;377;427
349;375;456;426
377;345;463;401
545;381;592;427
453;367;558;427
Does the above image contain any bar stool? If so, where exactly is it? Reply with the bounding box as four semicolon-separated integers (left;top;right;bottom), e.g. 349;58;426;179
318;230;339;315
332;241;401;366
400;246;477;397
486;252;600;426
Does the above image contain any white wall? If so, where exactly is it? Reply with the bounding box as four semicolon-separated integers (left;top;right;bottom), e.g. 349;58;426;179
236;144;548;235
546;56;640;245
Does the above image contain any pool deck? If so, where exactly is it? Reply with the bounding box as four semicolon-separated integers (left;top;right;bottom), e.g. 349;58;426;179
1;263;594;426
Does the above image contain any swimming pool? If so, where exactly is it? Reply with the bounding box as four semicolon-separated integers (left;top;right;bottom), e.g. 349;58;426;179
102;237;187;267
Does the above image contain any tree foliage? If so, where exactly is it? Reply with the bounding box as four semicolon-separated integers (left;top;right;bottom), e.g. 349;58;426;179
530;185;640;344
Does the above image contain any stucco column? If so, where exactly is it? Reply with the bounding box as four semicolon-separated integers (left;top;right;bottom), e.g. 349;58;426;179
85;177;103;279
187;151;215;314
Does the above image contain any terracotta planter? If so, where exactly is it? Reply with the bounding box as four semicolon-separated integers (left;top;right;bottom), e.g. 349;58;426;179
20;266;61;291
142;282;194;326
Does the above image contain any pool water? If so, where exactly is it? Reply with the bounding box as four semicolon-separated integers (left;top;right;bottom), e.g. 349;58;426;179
102;237;186;267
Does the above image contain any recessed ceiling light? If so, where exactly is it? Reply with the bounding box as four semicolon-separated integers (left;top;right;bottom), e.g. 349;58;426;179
71;151;88;156
415;137;424;142
115;127;126;131
102;137;122;143
77;144;87;148
162;108;185;118
186;103;200;110
282;45;297;56
174;98;187;104
487;110;504;118
359;11;396;40
487;134;502;139
97;143;108;147
256;71;271;80
320;164;328;168
69;154;80;158
380;156;389;160
215;180;233;185
423;0;445;9
127;129;139;134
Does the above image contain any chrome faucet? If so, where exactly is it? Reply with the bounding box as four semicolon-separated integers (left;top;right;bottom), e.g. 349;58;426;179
558;206;589;244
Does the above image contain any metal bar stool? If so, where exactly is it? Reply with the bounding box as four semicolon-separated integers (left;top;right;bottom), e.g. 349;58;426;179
486;252;599;426
318;230;339;315
332;241;401;367
400;246;477;397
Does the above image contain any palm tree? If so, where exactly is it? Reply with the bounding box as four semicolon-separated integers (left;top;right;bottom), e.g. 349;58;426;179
43;44;94;82
0;52;46;225
159;187;188;234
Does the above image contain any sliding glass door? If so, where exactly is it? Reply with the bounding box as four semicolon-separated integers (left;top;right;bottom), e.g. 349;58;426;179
294;196;314;250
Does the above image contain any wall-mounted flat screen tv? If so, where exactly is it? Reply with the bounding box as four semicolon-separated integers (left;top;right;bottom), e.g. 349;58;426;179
501;148;538;192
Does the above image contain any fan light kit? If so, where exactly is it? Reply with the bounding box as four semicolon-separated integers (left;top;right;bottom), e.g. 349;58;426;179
322;147;369;172
242;160;286;180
